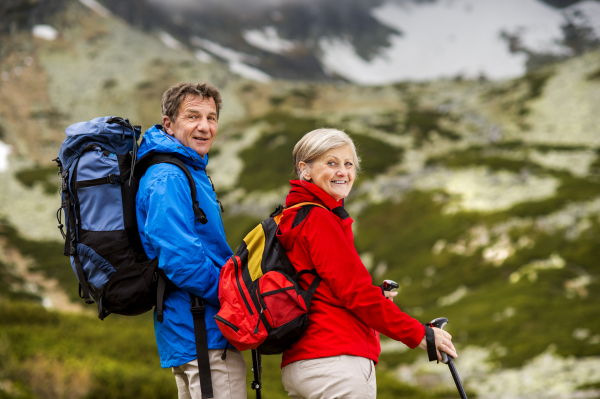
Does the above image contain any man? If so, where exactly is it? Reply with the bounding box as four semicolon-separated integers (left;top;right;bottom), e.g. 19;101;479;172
136;82;247;399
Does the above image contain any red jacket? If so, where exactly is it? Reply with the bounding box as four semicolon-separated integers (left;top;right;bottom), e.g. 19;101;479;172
277;180;425;367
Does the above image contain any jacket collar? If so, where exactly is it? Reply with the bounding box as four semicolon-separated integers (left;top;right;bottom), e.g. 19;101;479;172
285;180;350;220
137;124;208;169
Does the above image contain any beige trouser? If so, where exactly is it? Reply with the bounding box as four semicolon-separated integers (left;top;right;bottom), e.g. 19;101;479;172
172;348;247;399
282;355;376;399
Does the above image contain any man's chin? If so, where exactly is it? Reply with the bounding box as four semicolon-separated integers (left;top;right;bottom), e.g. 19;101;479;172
191;145;210;158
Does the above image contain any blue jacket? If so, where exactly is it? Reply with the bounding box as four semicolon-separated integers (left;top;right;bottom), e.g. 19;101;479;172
136;125;232;368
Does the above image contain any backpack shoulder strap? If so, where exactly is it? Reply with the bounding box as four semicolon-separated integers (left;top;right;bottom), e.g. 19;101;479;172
135;152;214;395
135;152;208;225
288;202;328;229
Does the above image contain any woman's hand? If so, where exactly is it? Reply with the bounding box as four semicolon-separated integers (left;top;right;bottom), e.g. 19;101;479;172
417;327;458;361
384;291;398;301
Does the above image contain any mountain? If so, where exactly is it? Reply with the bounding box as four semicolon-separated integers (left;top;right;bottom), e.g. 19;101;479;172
0;0;600;398
4;0;600;83
64;0;600;84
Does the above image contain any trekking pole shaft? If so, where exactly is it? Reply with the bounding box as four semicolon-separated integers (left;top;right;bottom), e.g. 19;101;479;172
447;358;468;399
251;350;262;399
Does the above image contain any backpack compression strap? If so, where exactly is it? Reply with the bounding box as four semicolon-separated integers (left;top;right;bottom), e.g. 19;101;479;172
191;295;214;399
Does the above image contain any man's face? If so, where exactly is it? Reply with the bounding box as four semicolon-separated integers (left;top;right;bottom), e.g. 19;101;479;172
163;95;218;158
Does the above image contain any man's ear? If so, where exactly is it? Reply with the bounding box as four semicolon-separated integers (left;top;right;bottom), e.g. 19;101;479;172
163;115;174;136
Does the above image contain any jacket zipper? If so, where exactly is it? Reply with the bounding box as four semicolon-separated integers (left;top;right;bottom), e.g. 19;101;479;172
233;256;253;315
214;315;240;332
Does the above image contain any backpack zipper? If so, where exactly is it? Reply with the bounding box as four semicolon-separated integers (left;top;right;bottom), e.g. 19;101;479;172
233;256;254;315
214;315;240;332
254;308;263;334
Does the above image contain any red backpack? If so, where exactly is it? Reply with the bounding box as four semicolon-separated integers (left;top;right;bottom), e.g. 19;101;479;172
214;202;325;355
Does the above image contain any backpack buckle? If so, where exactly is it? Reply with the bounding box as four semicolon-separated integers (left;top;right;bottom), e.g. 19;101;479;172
107;174;122;184
190;296;205;312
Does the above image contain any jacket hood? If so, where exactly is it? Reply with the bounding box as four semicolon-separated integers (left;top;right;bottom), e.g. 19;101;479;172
278;180;352;250
137;124;208;169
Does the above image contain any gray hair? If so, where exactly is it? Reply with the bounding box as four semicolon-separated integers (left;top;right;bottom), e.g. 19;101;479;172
293;128;361;181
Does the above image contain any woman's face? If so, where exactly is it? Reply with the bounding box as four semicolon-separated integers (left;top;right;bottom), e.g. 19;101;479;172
301;144;356;202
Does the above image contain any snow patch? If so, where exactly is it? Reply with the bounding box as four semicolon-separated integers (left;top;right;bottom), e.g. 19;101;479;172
77;0;111;18
229;61;271;83
191;36;256;63
243;26;297;54
194;50;213;63
32;25;58;41
158;30;183;50
191;36;270;82
0;142;11;172
319;0;600;84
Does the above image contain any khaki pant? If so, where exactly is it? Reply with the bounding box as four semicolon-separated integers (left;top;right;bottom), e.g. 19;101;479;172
282;355;376;399
172;348;247;399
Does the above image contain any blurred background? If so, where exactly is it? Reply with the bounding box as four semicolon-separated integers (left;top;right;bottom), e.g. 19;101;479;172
1;0;600;397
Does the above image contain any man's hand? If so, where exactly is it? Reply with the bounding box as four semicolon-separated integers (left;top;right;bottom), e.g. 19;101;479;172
418;327;458;361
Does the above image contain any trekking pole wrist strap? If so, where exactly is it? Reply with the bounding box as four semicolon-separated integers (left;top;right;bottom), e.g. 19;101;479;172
424;325;438;363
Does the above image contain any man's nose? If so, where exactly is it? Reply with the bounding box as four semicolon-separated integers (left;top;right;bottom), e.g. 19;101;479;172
196;117;210;131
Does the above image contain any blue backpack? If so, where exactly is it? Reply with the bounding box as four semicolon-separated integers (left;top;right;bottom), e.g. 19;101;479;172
54;116;207;320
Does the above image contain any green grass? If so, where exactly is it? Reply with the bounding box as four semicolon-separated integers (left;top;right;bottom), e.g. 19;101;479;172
0;300;173;399
427;147;600;217
586;67;600;81
0;261;40;303
350;132;404;181
0;220;79;303
404;109;461;146
482;68;555;125
237;112;402;193
28;109;69;129
221;214;264;253
0;299;440;399
353;190;600;368
14;165;61;195
238;112;318;193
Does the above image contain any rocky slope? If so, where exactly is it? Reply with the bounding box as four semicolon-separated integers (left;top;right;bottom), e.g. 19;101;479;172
0;1;599;398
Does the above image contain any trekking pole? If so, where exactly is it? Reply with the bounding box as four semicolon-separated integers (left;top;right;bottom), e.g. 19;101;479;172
429;317;468;399
251;349;262;399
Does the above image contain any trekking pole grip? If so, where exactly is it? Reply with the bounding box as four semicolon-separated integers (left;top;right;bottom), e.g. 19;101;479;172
429;317;449;364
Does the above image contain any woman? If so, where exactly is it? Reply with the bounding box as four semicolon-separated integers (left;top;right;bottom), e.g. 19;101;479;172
276;128;457;399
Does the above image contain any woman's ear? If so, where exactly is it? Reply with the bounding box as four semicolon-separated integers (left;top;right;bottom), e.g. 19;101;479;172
299;162;310;181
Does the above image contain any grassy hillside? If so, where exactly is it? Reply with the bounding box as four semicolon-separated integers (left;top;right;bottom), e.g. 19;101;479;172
1;1;600;398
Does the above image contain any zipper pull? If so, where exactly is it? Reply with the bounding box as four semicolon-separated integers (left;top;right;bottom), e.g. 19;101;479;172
254;308;263;334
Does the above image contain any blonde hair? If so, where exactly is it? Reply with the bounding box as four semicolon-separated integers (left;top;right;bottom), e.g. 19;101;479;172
293;128;360;181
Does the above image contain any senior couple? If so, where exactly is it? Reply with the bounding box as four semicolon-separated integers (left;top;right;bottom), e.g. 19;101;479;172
136;82;458;399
